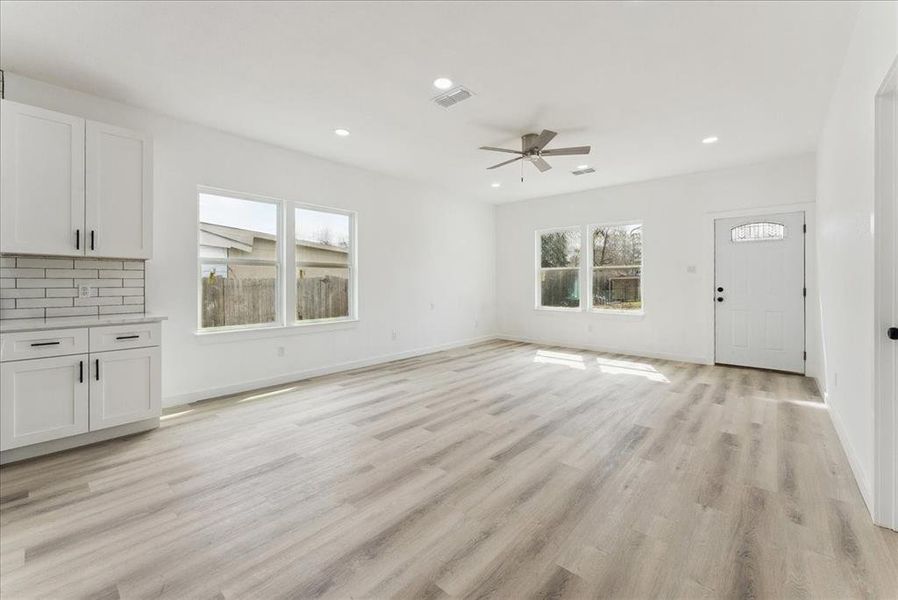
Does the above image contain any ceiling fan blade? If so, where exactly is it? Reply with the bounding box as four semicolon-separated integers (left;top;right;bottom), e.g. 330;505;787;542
541;146;591;156
531;156;552;172
527;129;558;152
487;156;524;170
479;146;524;155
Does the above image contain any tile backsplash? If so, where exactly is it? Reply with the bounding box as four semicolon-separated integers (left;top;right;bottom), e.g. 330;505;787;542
0;256;145;320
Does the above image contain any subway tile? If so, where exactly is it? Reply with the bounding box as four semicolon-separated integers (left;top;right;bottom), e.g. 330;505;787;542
123;297;145;305
75;278;121;288
0;308;45;319
46;306;99;317
17;297;73;308
0;257;15;268
74;259;123;269
0;288;44;299
75;296;122;306
16;257;74;269
16;278;74;288
0;279;15;288
99;287;144;297
0;299;14;309
0;268;44;278
99;305;144;315
46;288;81;298
45;269;98;278
123;261;145;270
123;279;145;288
99;270;144;279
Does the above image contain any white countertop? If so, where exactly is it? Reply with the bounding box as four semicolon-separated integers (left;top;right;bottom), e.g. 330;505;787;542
0;313;167;334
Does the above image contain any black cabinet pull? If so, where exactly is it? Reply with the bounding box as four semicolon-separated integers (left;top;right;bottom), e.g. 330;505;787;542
76;229;80;250
95;358;100;381
716;297;724;302
30;341;61;347
717;286;724;292
90;230;95;251
79;360;83;383
889;327;898;341
116;335;140;340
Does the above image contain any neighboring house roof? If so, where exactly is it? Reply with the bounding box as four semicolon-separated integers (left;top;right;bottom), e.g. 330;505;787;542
199;222;348;254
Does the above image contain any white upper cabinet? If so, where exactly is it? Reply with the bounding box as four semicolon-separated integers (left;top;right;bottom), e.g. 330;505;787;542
85;121;153;259
0;100;153;259
0;100;86;256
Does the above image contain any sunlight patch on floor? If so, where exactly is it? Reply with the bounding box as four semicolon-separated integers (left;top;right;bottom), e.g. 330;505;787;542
533;349;586;370
596;356;670;383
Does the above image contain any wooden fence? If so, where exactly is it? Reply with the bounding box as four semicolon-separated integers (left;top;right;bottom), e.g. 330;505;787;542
201;276;348;327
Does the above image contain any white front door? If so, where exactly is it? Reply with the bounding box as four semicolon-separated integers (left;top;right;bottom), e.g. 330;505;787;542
715;212;805;373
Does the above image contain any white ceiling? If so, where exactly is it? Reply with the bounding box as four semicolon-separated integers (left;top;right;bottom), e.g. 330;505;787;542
0;1;859;203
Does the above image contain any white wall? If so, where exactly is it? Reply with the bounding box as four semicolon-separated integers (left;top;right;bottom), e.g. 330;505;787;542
495;155;819;373
815;1;897;511
4;73;496;405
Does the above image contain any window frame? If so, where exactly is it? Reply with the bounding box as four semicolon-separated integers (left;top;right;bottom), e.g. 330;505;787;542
196;186;358;334
534;225;584;312
587;221;644;315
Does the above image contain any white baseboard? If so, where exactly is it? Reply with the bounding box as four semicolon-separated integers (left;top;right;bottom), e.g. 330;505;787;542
163;334;498;407
822;390;874;515
496;333;712;366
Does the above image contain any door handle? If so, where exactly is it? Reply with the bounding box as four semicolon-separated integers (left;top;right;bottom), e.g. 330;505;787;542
889;327;898;341
76;229;80;250
716;297;724;302
79;360;83;383
95;358;100;381
717;287;724;292
90;230;95;251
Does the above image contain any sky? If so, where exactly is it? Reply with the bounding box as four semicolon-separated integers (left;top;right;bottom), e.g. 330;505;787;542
200;192;349;245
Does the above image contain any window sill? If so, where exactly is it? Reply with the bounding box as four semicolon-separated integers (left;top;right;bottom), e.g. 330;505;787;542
194;318;359;343
590;309;645;317
534;306;583;313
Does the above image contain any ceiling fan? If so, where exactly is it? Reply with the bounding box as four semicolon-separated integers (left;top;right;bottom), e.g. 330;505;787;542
479;129;590;173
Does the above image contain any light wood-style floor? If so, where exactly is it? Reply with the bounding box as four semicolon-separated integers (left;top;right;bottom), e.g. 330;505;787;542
1;340;896;599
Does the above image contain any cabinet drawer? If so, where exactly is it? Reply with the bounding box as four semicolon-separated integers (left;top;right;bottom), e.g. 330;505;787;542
0;328;89;362
90;322;160;352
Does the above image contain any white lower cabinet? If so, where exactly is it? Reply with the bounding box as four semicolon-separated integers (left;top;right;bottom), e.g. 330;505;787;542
0;323;162;454
90;346;161;430
0;354;89;450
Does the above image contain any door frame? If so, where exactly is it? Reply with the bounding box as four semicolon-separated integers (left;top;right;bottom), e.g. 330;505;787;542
874;57;897;531
701;202;817;375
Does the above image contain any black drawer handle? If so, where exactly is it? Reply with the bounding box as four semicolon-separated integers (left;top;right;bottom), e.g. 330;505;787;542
95;358;100;381
31;341;61;347
116;335;140;340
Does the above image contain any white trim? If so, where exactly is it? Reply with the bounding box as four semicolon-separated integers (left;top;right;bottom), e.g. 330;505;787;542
874;56;898;530
496;333;711;366
534;226;583;310
824;389;875;513
588;221;644;314
163;334;497;407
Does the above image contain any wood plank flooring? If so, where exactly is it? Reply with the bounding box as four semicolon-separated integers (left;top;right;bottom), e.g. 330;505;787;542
1;340;896;599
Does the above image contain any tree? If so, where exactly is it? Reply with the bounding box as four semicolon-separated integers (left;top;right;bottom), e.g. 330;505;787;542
541;231;575;267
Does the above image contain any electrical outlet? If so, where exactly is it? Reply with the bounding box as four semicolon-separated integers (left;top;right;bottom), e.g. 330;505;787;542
391;329;398;341
277;346;285;357
474;318;479;329
587;324;594;333
78;284;91;299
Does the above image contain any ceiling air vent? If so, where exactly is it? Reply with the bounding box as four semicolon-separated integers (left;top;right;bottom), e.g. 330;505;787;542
433;86;473;109
572;167;596;176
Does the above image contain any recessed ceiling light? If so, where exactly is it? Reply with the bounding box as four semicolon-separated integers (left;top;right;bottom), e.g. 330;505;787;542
334;128;350;137
433;77;453;90
702;136;719;144
577;164;589;170
491;182;501;188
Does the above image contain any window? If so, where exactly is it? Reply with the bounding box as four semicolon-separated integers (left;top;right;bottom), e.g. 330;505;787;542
295;208;352;321
537;228;581;309
730;222;785;243
198;189;356;332
199;192;280;329
591;223;642;312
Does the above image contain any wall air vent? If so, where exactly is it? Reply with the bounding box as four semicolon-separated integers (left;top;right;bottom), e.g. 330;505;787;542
572;167;596;176
433;86;474;109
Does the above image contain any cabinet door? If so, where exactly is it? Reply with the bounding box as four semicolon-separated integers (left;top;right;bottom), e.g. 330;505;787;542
0;355;89;450
89;346;160;431
85;121;153;259
0;100;86;256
